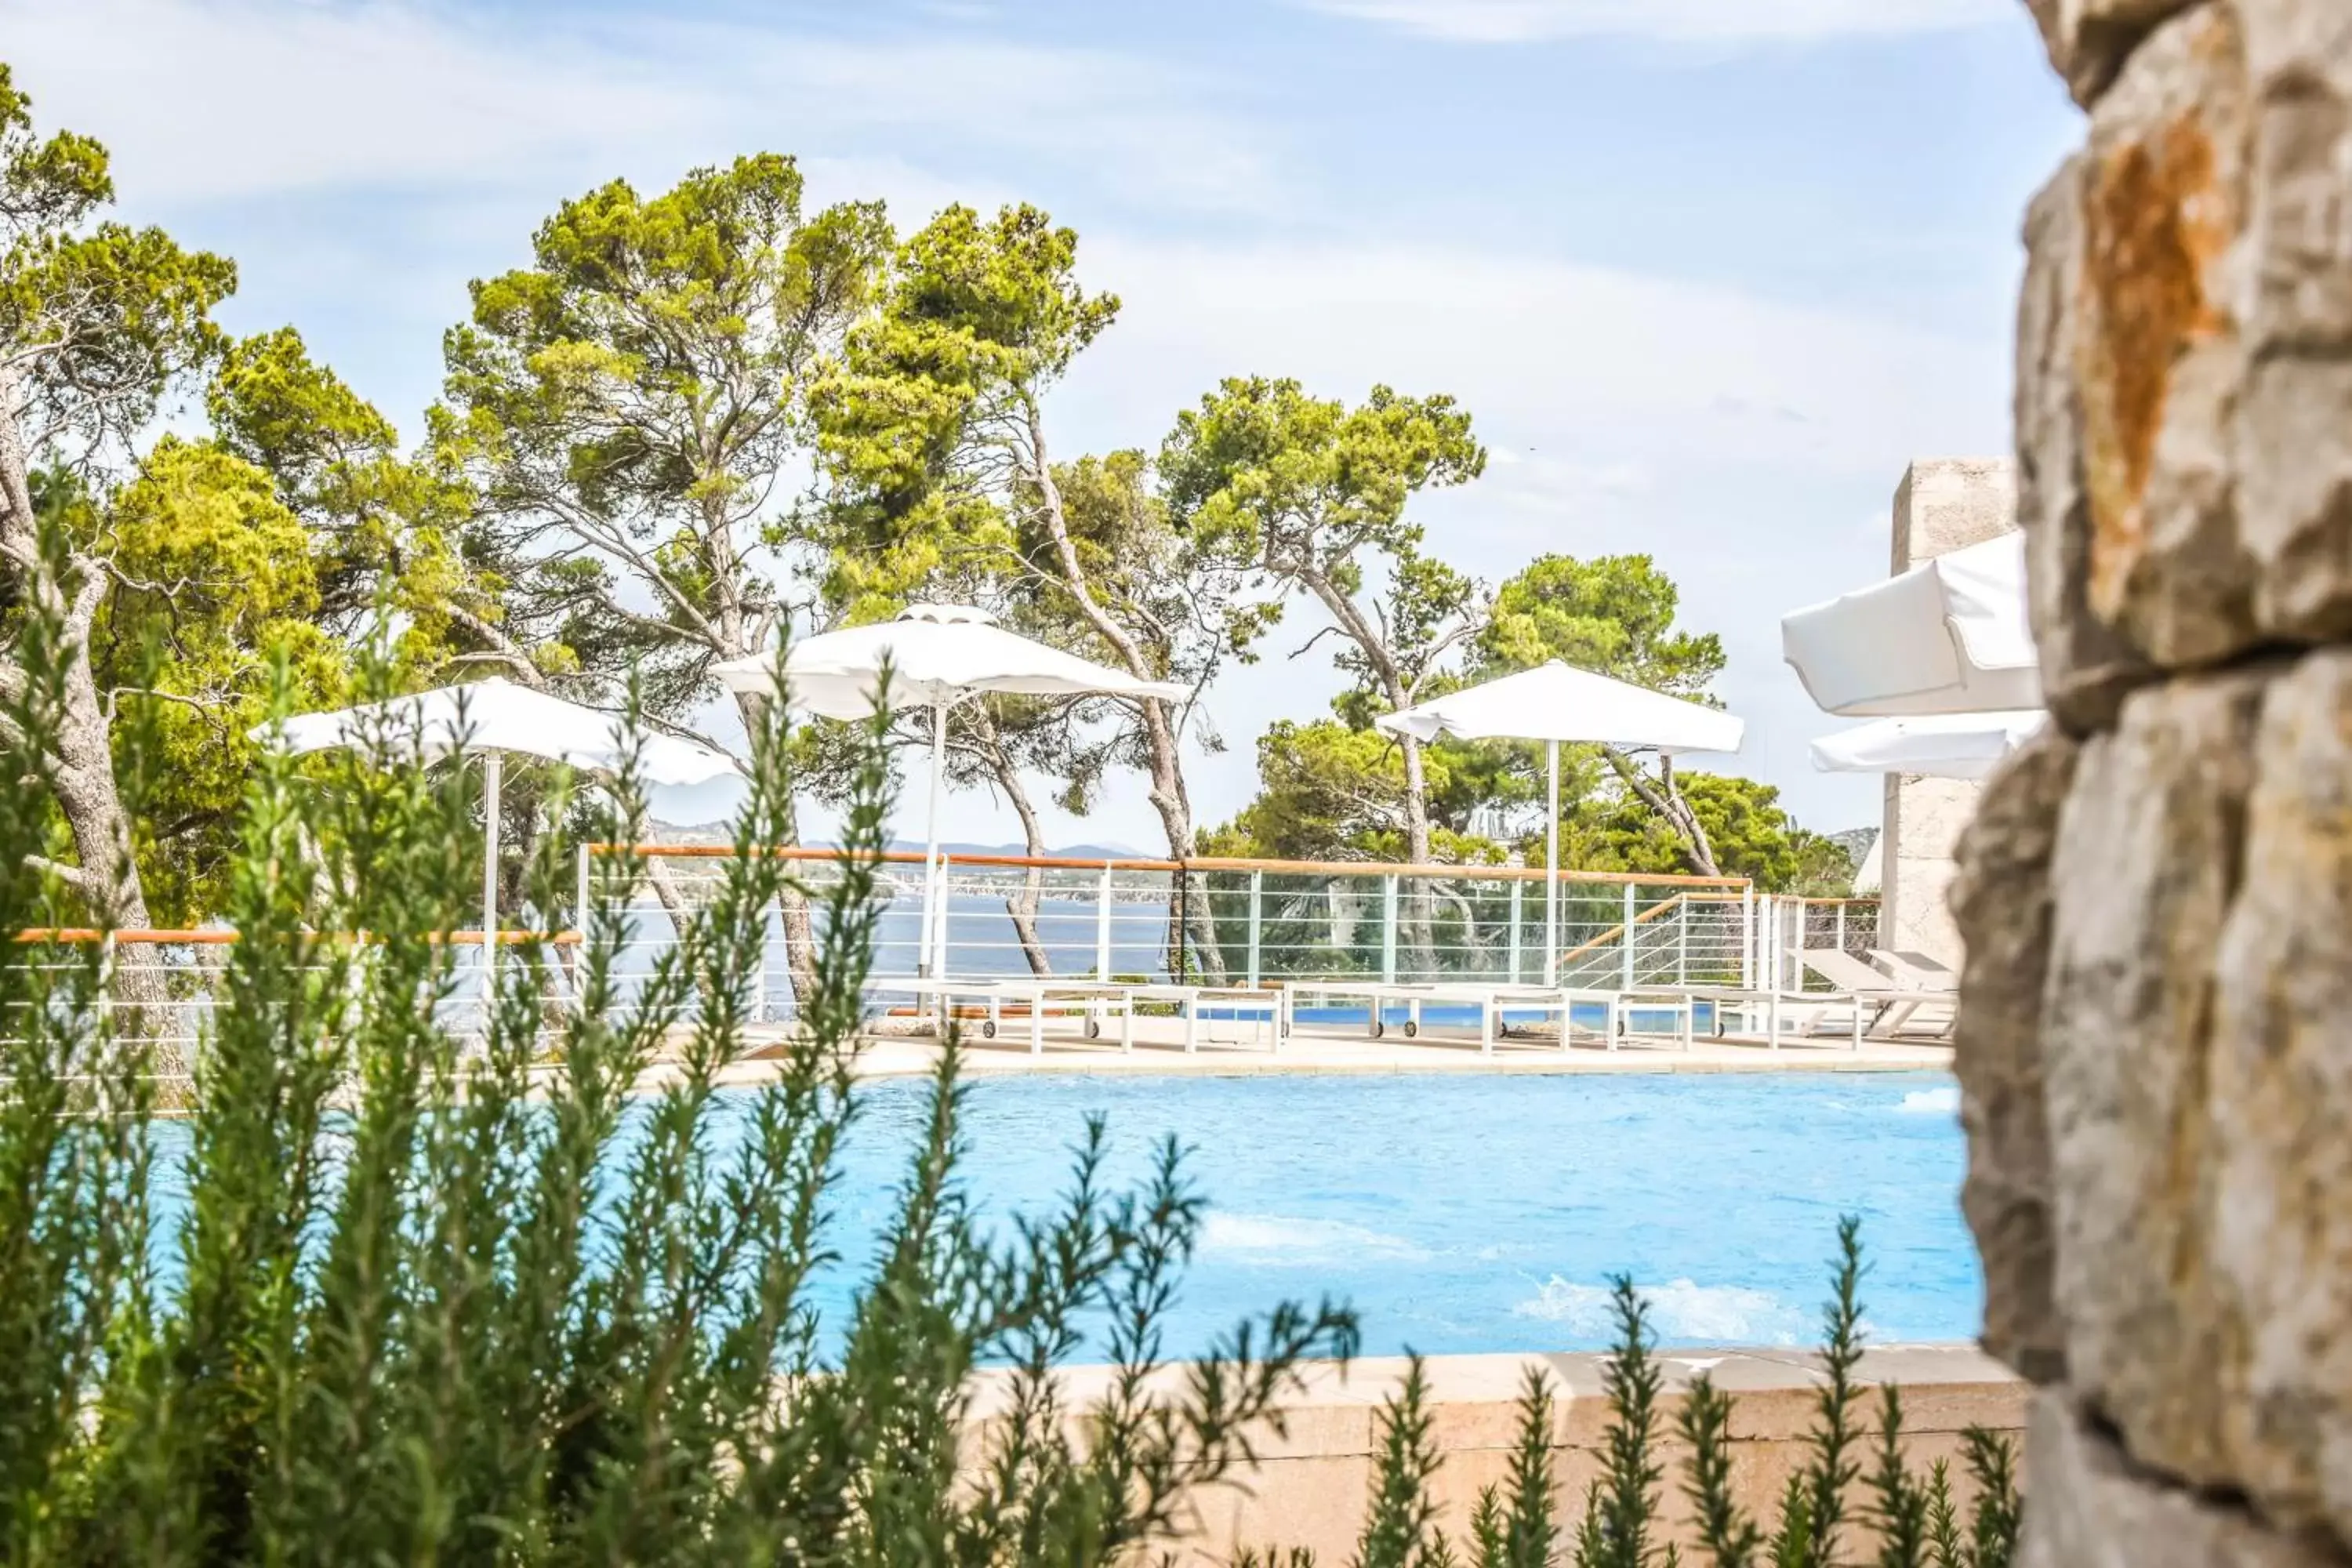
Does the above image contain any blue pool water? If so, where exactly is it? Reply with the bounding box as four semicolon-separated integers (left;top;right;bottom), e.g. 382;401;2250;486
803;1069;1976;1357
142;1070;1976;1359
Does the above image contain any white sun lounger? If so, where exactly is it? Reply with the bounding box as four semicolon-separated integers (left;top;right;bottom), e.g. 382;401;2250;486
1279;980;1622;1054
1795;949;1955;1040
878;978;1135;1055
1118;983;1283;1054
1870;949;1958;989
1672;983;1869;1049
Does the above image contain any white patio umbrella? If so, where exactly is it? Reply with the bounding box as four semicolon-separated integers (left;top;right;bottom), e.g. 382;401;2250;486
1375;662;1746;984
710;605;1188;976
263;677;740;969
1781;532;2040;717
1810;710;2045;781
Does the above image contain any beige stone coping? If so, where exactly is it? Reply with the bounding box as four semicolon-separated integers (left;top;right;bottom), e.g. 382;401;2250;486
969;1343;2024;1563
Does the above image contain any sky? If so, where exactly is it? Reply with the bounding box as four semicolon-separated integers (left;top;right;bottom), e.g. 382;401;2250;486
2;0;2080;848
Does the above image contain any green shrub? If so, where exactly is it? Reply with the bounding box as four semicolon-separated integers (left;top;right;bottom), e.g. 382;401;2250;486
0;569;1356;1564
1249;1218;2020;1568
0;546;2014;1566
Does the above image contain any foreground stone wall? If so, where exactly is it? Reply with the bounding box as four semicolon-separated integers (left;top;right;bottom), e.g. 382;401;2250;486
1958;2;2352;1558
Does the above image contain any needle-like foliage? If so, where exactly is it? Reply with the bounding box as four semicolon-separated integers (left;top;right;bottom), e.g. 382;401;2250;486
0;538;1358;1566
1246;1222;2020;1568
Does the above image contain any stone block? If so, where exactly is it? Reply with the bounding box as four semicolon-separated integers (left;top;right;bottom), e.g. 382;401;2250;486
2016;152;2160;731
2234;0;2352;641
1882;772;1979;973
2019;1392;2330;1566
1950;728;2082;1384
2074;1;2261;667
1889;458;2018;573
2208;648;2352;1542
2026;0;2205;106
2035;2;2352;661
2041;668;2266;1487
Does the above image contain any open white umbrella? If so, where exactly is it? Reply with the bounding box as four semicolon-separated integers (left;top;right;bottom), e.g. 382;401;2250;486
1810;710;2045;781
1781;532;2039;717
1376;662;1746;983
264;677;740;968
711;605;1188;976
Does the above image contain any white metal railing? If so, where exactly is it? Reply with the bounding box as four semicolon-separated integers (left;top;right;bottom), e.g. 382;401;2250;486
5;853;1776;1062
610;845;1753;1021
1760;896;1884;993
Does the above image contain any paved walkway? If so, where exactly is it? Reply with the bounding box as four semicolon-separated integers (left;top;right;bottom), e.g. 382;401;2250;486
706;1015;1953;1087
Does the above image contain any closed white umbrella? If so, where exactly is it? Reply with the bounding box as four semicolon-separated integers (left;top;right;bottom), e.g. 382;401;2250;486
1781;532;2039;717
1810;710;2045;781
711;605;1188;976
263;677;740;969
1376;662;1745;983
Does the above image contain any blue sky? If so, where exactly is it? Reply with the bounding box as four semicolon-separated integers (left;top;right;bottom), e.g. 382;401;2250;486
5;0;2078;847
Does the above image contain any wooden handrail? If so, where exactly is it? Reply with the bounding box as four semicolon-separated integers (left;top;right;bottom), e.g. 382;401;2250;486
1552;891;1694;967
584;842;1750;890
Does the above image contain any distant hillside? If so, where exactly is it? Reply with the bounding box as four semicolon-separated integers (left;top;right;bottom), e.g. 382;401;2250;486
1827;826;1878;864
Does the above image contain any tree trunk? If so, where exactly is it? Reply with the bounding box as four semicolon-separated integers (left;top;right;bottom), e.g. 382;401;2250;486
1292;564;1439;978
0;365;182;1081
969;708;1052;978
1606;749;1721;877
1022;406;1225;982
1134;699;1227;983
727;685;819;1004
1392;731;1440;978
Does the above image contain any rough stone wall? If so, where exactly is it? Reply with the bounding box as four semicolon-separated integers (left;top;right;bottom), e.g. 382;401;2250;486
1884;459;2019;968
1958;3;2352;1559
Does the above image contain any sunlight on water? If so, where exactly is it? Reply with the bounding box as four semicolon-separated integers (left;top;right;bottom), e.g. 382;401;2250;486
138;1069;1977;1360
1510;1277;1815;1346
808;1069;1978;1357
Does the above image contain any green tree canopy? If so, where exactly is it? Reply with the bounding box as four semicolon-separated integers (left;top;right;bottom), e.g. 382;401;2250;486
0;63;238;945
811;206;1272;977
1552;770;1853;892
1475;553;1725;696
67;441;350;920
445;154;891;720
1474;553;1735;877
1161;377;1486;866
1203;718;1519;866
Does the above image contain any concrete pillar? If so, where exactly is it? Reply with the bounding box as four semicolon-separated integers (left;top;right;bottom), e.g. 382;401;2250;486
1881;457;2016;968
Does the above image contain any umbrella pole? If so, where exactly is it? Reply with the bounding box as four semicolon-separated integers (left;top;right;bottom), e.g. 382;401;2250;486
1544;739;1559;986
482;752;502;988
923;702;946;978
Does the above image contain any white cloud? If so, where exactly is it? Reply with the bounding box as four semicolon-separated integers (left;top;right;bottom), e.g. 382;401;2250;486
0;0;2001;845
1295;0;2005;44
1041;237;2005;839
0;0;1276;214
1057;238;2000;495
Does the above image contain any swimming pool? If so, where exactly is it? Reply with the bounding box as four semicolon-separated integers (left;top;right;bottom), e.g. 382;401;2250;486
806;1069;1977;1358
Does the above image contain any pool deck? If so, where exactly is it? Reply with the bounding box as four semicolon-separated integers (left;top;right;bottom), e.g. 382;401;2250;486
707;1018;1953;1087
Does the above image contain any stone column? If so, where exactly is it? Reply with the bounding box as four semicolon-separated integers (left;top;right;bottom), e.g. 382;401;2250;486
1957;3;2352;1559
1882;459;2017;968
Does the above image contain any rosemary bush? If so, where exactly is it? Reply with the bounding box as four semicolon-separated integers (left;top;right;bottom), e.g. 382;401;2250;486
0;597;1356;1563
1243;1220;2020;1568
